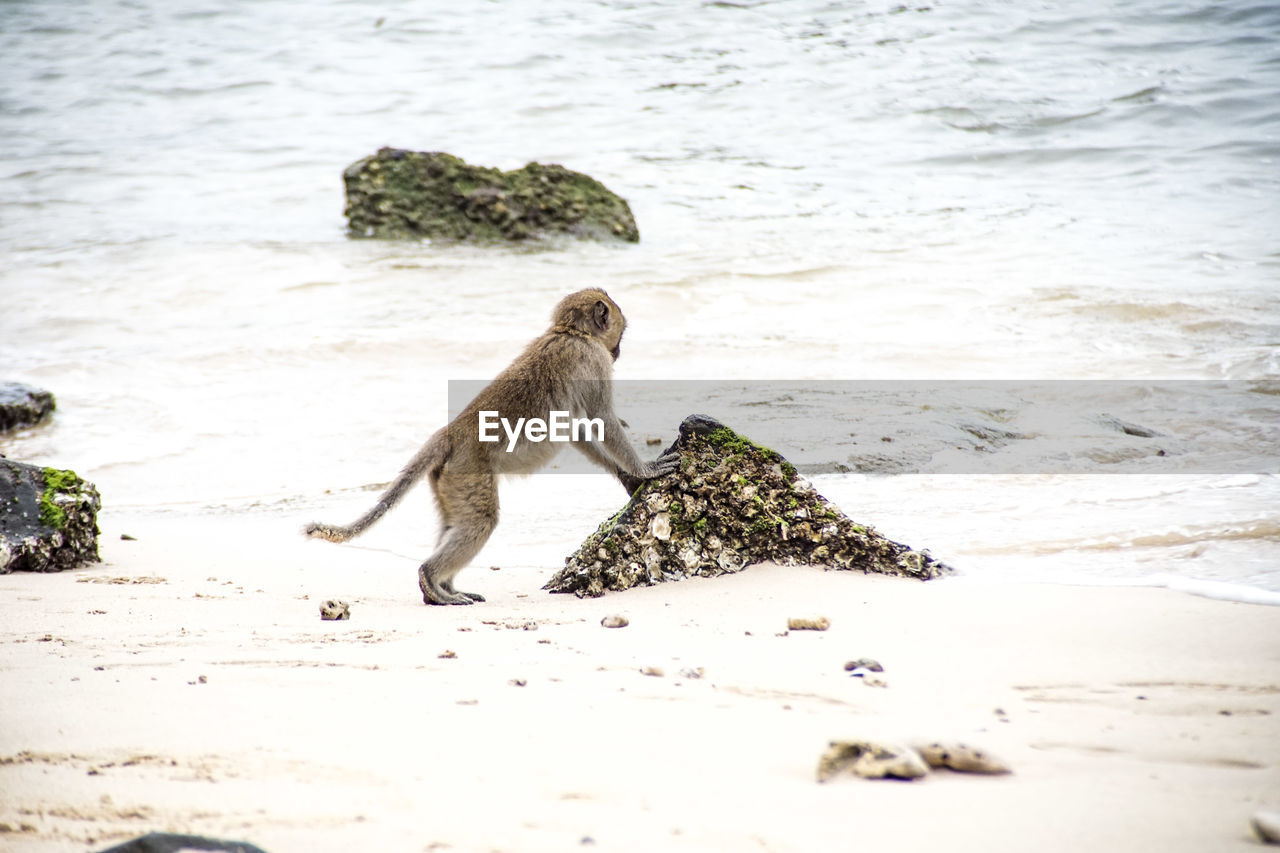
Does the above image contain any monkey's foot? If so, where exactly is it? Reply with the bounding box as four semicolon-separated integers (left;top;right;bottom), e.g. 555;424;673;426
419;576;481;606
422;590;479;606
441;578;485;603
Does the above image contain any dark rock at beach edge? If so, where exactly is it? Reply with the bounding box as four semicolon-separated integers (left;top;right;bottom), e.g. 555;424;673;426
0;382;56;433
343;148;640;243
545;414;953;598
0;458;101;574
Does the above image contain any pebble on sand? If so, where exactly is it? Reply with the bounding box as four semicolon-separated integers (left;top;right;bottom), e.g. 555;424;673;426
788;616;830;631
319;600;350;621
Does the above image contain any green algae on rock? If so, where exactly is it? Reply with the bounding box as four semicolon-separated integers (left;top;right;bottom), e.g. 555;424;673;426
38;468;82;529
0;459;100;574
544;414;952;598
342;148;640;243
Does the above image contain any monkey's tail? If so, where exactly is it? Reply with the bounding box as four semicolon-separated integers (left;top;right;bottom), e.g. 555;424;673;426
304;429;449;544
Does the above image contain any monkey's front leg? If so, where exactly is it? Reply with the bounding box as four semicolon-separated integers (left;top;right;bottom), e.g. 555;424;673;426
615;448;680;494
617;469;644;495
575;437;679;494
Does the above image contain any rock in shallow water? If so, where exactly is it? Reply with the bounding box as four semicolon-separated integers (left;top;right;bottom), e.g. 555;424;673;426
0;382;55;433
343;148;639;243
0;458;100;574
544;414;952;598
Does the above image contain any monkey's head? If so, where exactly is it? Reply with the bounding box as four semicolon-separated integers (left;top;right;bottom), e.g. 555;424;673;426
551;288;626;361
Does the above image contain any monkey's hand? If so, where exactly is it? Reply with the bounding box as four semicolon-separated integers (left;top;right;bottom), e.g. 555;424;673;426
642;448;681;479
615;448;679;495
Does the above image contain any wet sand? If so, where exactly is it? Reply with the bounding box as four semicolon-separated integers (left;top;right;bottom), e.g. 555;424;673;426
2;497;1278;852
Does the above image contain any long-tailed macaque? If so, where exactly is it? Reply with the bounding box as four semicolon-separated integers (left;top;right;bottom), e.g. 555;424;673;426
305;289;677;605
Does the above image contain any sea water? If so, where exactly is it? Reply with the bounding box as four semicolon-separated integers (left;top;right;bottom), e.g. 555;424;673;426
2;0;1277;599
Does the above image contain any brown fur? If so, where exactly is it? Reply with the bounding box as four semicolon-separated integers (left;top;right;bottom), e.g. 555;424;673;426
305;289;676;605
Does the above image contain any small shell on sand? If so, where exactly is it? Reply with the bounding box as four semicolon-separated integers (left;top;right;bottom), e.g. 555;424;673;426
817;740;928;782
319;600;350;621
844;657;884;673
788;616;830;631
913;742;1012;775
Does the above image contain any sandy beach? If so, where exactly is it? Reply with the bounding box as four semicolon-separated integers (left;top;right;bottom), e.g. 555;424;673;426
2;484;1278;853
4;2;1279;851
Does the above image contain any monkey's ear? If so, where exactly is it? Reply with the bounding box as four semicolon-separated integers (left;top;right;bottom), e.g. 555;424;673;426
592;300;610;332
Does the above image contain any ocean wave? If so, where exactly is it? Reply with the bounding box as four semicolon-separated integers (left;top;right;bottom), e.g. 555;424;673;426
965;573;1280;607
1110;573;1280;607
2;0;1277;601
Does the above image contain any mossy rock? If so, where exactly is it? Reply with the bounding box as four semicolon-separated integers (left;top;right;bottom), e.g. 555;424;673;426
544;415;953;598
342;148;639;243
0;458;100;573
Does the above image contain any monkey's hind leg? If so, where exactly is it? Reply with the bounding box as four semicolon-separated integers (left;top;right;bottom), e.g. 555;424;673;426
420;526;494;605
418;469;498;606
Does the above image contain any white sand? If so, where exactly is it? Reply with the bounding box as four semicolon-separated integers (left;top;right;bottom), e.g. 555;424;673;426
2;491;1279;852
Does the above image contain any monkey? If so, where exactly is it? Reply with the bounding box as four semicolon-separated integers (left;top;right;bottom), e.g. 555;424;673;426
305;288;678;606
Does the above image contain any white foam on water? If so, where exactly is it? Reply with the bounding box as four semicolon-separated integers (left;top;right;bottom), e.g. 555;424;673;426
2;0;1277;599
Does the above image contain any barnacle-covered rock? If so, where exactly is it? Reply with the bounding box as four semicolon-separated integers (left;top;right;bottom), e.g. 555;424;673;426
0;458;101;574
544;414;952;597
343;148;639;242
